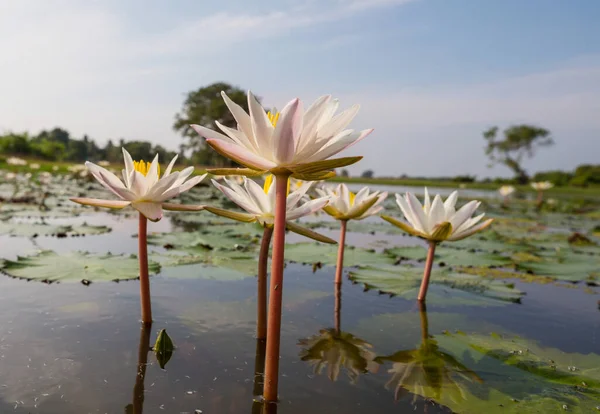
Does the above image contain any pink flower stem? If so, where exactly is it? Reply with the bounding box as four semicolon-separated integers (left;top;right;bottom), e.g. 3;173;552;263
257;226;274;340
334;220;348;285
263;173;291;403
138;213;152;323
417;241;437;302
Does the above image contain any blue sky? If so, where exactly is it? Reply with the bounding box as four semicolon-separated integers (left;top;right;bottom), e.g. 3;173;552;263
1;0;598;177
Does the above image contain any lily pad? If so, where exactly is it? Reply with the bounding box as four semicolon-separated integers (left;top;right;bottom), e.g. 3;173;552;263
386;245;512;267
147;229;257;252
0;250;160;284
348;265;524;305
284;242;396;268
0;221;110;237
516;250;600;282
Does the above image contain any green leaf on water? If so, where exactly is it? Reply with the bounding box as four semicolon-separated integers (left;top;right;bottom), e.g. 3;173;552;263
284;242;396;268
0;221;110;237
147;229;257;252
516;249;600;282
0;250;160;284
153;329;174;369
385;245;512;267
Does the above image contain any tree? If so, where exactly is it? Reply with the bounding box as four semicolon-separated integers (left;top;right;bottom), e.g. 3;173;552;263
173;82;255;167
339;169;350;177
361;169;374;179
483;125;553;184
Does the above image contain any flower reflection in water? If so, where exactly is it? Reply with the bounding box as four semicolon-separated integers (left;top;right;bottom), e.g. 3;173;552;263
375;304;482;404
298;285;377;383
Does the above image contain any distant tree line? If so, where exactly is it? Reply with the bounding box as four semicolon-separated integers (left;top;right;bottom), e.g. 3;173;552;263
0;127;181;164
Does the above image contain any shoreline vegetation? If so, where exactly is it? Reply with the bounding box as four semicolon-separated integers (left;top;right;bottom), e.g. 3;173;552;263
2;157;599;198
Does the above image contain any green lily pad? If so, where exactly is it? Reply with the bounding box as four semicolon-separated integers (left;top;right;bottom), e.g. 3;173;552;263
158;251;258;281
0;250;160;284
0;221;110;237
284;242;396;268
385;245;512;267
147;229;257;252
516;250;600;282
348;265;524;305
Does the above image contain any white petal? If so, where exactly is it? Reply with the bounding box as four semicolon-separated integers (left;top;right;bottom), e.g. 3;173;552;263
448;218;493;241
286;181;312;210
168;174;206;197
146;171;181;200
129;171;149;198
163;154;178;177
443;191;458;217
454;213;485;235
287;197;330;220
215;121;256;151
221;90;258;150
406;192;429;234
428;195;445;230
171;166;194;188
302;129;373;163
423;188;431;214
273;98;303;164
296;95;331;153
191;124;235;143
317;104;360;139
206;139;277;171
122;148;134;187
244;178;270;213
132;201;163;222
212;178;262;215
353;187;371;206
146;154;160;188
449;201;480;231
248;91;273;155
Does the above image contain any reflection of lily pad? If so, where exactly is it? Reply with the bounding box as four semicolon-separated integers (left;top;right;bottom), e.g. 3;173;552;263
348;265;524;305
0;250;160;283
428;332;600;413
285;243;395;267
386;245;512;267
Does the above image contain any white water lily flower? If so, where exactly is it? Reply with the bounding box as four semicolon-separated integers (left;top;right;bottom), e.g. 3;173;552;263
316;184;387;221
7;157;27;166
498;185;515;197
210;175;330;226
382;188;493;242
70;148;206;221
191;91;373;178
531;181;553;191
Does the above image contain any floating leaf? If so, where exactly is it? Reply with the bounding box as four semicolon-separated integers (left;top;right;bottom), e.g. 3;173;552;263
0;221;110;237
386;245;512;267
0;250;160;284
153;329;174;369
516;250;600;282
147;230;257;252
284;242;395;268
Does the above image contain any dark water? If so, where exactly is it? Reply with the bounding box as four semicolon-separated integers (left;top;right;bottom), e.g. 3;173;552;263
0;213;598;413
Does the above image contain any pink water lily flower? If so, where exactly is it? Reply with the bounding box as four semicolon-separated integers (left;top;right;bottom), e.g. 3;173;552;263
71;148;206;221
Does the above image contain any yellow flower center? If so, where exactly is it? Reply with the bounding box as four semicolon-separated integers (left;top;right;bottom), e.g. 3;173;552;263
263;174;290;196
349;191;356;206
133;160;160;177
267;111;280;128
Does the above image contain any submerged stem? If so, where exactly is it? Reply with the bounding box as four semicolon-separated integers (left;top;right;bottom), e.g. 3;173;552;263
334;220;348;285
138;213;152;323
417;241;437;302
263;173;290;402
257;226;274;339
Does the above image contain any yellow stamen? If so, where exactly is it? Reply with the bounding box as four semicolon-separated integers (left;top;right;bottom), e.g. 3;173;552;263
267;111;280;128
133;160;160;177
349;191;356;206
263;174;290;196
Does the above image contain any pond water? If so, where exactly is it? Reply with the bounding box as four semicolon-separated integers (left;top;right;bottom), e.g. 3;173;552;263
0;175;599;413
